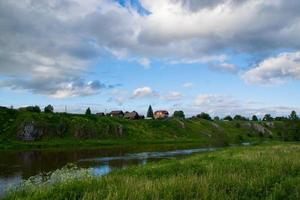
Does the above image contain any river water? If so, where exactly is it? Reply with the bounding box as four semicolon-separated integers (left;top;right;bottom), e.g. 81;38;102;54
0;144;218;197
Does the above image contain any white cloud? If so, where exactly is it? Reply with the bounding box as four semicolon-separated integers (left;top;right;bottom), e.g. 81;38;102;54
132;86;156;98
192;93;300;117
243;51;300;85
138;57;151;69
213;62;237;73
194;94;231;107
162;91;183;101
2;0;300;96
182;82;194;88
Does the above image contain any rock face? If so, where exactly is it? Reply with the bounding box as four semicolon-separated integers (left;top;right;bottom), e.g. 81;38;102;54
178;121;186;129
117;125;123;137
251;123;272;136
18;121;43;141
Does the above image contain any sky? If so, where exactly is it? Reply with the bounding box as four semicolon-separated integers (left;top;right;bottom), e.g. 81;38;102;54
0;0;300;117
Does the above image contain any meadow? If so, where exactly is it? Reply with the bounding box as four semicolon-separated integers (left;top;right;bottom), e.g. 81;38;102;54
5;142;300;200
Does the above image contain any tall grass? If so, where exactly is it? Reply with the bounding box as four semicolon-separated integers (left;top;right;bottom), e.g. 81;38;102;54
5;143;300;200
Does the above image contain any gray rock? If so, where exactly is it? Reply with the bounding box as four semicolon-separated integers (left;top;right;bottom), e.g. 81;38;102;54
178;121;186;129
251;123;273;136
19;121;43;141
117;125;123;137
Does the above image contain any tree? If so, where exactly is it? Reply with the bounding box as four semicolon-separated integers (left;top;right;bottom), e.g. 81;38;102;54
197;112;212;121
85;107;91;115
44;104;54;113
214;116;220;121
147;105;154;118
223;115;233;121
275;116;287;121
252;115;258;121
173;110;185;119
25;106;41;113
289;110;299;121
233;115;248;121
263;114;273;121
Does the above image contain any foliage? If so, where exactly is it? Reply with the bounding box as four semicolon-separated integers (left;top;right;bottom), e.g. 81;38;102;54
263;114;273;121
20;106;41;113
85;107;92;115
223;115;233;121
275;116;287;121
0;106;299;150
289;111;299;121
196;112;212;121
214;116;220;121
6;143;300;200
252;115;258;121
147;105;154;118
44;105;54;113
233;115;248;121
173;110;185;119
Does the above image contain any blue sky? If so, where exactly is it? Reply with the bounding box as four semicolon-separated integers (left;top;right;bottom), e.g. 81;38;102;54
0;0;300;117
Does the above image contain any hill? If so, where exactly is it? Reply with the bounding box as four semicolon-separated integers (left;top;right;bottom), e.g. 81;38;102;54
0;107;299;149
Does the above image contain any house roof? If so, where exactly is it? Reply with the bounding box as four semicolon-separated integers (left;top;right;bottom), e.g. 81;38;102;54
124;111;139;118
154;110;169;114
110;110;124;115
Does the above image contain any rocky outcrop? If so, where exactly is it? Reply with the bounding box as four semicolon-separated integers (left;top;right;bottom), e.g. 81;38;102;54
178;121;186;129
116;125;123;137
18;121;43;141
265;122;275;128
251;123;273;136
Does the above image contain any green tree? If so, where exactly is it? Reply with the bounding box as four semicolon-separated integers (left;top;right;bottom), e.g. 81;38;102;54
223;115;233;121
234;115;248;121
252;115;258;121
289;111;298;121
197;112;212;121
263;114;273;121
214;116;220;121
173;110;185;119
85;107;92;115
44;104;54;113
147;105;154;118
25;106;41;113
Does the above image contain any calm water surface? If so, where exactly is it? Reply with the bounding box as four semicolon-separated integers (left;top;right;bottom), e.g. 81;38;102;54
0;144;218;197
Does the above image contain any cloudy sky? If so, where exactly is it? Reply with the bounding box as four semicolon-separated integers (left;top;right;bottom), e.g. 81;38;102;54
0;0;300;117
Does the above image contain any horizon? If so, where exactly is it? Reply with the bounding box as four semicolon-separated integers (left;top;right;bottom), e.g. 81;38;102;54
1;0;300;117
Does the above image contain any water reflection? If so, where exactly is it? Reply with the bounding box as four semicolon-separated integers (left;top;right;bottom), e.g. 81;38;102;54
0;144;216;197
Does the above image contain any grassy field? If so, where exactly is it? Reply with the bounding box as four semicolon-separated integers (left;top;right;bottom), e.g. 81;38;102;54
5;142;300;200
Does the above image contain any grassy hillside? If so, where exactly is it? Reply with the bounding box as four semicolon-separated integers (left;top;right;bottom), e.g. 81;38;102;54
0;106;298;149
5;142;300;200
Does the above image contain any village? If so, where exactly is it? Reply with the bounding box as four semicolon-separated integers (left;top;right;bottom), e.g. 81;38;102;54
95;106;169;120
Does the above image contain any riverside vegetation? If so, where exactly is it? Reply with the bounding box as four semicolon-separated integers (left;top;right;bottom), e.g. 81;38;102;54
1;106;300;150
4;142;300;200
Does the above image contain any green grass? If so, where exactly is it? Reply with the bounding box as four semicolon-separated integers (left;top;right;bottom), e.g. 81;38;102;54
5;142;300;200
1;107;299;150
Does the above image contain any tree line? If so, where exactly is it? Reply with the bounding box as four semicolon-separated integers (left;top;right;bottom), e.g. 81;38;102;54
12;105;299;122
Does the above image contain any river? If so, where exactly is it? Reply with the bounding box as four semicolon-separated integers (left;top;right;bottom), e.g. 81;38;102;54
0;143;221;197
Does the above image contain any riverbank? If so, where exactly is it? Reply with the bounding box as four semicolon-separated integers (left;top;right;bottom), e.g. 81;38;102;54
1;107;293;150
0;138;215;151
5;142;300;200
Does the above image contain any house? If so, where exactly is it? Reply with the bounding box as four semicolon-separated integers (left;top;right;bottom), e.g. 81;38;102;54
109;110;124;117
96;112;105;117
124;111;140;120
154;110;169;119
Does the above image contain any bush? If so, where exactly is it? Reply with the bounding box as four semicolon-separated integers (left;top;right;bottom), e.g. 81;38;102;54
196;112;212;121
44;105;54;113
173;111;185;119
